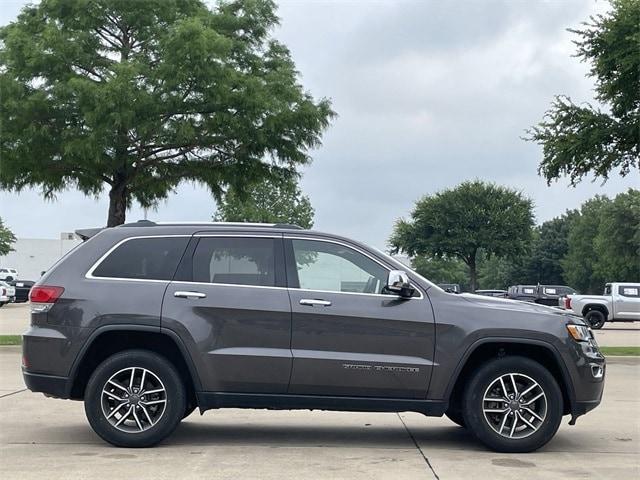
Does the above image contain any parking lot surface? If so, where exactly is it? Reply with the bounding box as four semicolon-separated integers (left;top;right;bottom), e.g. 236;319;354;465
0;346;638;479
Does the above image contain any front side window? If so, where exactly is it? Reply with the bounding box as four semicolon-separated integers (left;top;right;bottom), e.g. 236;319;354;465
192;237;276;287
92;237;189;280
291;239;389;294
523;287;535;295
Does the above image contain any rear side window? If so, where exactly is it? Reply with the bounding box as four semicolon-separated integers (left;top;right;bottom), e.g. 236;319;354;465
92;237;189;280
619;286;640;298
192;237;276;287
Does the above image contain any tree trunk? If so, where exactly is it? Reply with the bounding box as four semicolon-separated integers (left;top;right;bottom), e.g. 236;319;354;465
107;183;128;227
468;255;477;293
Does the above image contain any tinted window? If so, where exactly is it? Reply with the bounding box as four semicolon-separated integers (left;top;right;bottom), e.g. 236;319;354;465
192;237;276;287
291;239;389;294
93;237;189;280
619;286;640;298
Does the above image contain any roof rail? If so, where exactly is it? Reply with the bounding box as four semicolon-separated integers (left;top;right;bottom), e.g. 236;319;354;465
119;220;304;230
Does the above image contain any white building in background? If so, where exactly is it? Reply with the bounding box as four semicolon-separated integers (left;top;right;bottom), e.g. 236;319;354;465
0;233;81;280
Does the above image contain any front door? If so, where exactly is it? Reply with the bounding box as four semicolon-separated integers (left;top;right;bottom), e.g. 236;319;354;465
285;237;435;399
161;234;292;393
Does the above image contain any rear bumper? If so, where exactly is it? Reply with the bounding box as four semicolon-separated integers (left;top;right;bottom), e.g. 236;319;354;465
23;370;70;399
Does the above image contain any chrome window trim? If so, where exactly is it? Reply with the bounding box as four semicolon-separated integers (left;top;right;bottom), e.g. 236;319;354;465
284;235;424;300
85;233;424;299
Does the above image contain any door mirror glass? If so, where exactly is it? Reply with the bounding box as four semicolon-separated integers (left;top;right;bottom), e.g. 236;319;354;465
386;270;415;297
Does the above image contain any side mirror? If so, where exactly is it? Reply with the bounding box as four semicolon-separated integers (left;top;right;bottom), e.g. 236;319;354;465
386;270;415;298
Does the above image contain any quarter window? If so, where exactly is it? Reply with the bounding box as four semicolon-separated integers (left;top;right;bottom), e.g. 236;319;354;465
291;239;389;294
192;237;276;287
92;237;189;280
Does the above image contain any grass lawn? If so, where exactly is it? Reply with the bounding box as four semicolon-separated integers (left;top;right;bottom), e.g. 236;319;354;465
0;335;22;346
599;346;640;356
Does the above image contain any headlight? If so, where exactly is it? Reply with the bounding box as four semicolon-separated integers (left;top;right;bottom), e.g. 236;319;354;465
567;324;591;342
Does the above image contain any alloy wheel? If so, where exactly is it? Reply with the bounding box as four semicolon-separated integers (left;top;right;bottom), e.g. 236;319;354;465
482;372;547;439
101;367;167;433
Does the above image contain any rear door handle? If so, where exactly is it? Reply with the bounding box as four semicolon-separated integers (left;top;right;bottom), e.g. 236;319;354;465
174;291;207;299
299;299;331;307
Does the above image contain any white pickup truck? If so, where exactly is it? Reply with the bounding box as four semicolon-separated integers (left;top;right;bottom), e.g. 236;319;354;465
561;282;640;329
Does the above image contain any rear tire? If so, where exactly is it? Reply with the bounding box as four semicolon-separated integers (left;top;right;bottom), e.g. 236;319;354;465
462;356;563;453
585;310;606;329
84;349;186;448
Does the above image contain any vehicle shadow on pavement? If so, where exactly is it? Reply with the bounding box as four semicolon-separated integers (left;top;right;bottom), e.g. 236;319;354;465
163;421;482;450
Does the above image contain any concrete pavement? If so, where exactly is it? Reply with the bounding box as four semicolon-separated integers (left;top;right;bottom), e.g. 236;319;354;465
0;347;638;479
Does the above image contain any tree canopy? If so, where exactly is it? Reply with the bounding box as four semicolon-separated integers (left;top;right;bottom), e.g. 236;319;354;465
389;181;534;292
0;218;16;257
527;0;639;185
0;0;334;226
213;175;314;228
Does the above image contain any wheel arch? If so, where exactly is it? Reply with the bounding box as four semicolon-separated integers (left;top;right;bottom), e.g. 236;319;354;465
582;303;608;318
444;338;575;416
68;325;202;407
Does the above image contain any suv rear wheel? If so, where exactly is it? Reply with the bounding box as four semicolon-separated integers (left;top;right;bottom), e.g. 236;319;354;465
84;350;186;447
462;356;562;453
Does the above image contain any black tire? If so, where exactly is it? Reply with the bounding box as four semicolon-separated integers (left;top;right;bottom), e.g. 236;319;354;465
585;310;606;330
84;349;186;448
462;356;563;453
445;409;466;428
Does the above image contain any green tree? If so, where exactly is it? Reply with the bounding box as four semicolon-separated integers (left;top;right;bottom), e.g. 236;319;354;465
0;218;16;256
527;0;640;185
411;255;469;290
0;0;334;226
390;181;534;292
562;196;611;293
524;213;578;285
213;175;314;228
593;189;640;282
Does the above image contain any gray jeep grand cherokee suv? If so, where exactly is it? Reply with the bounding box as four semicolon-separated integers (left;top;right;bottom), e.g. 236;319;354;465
22;221;605;452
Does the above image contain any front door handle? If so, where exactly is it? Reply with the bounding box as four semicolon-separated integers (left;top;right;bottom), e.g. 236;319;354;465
299;298;331;307
174;291;207;299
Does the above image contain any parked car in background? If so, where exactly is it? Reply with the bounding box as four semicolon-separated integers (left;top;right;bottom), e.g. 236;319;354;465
508;285;577;306
0;268;19;281
0;281;16;306
475;289;508;298
437;283;460;293
22;221;605;452
10;280;35;303
561;282;640;329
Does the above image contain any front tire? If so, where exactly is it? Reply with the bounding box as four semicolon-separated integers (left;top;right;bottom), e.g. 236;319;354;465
84;350;186;447
462;356;563;453
585;310;606;329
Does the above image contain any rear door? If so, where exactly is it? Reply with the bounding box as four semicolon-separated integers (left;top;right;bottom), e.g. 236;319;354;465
161;233;292;393
285;237;435;399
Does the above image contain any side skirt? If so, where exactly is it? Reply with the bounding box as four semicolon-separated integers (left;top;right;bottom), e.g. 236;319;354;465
196;392;447;416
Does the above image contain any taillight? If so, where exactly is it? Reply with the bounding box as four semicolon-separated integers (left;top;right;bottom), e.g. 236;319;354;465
564;297;572;309
1;287;5;296
29;286;64;303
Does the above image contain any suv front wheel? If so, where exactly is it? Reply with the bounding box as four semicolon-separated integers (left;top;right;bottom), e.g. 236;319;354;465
84;350;186;447
462;356;563;453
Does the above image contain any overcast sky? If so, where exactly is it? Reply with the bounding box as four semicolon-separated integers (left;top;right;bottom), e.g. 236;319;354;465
0;0;637;249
